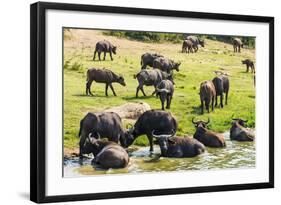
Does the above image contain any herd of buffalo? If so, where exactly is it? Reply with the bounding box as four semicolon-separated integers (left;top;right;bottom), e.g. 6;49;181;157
76;35;255;170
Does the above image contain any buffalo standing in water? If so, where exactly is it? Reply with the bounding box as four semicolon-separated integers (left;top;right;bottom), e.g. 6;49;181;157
212;71;230;108
134;69;173;98
87;136;129;169
230;118;255;141
86;68;126;96
233;38;243;53
93;40;117;61
156;79;174;110
192;118;226;147
152;131;205;158
78;112;126;160
124;110;178;152
141;53;163;69
199;81;216;114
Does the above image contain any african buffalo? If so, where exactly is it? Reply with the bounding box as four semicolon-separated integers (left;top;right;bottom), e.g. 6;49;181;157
192;118;226;147
86;68;126;96
124;110;178;152
182;40;194;53
156;80;174;110
93;40;117;61
233;38;243;53
212;71;230;108
242;59;255;73
230;119;255;141
87;136;129;169
153;57;181;73
78;112;126;159
186;36;205;52
134;69;173;98
152;131;205;158
199;81;216;114
141;53;163;69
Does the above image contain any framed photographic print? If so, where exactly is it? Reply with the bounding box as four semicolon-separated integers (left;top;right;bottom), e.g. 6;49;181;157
30;1;274;203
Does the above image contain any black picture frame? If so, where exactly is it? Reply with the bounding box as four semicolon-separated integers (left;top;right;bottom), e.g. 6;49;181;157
30;1;274;203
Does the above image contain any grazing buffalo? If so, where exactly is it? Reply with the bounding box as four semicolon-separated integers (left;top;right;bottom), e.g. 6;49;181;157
78;112;126;159
182;40;194;53
134;69;173;98
93;40;117;61
124;110;178;152
156;80;174;110
192;118;226;147
233;38;243;53
86;68;126;96
152;131;205;158
212;71;230;108
87;136;129;169
186;36;205;52
141;53;163;69
153;57;181;73
230;119;255;141
199;81;216;114
242;59;255;73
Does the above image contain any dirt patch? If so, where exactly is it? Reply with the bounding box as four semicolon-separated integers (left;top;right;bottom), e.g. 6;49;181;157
64;147;79;158
104;102;151;120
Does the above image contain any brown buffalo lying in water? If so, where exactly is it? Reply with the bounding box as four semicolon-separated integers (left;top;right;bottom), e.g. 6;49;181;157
192;118;226;147
230;119;255;141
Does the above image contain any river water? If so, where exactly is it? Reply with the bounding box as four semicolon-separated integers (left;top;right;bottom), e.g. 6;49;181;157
64;132;255;177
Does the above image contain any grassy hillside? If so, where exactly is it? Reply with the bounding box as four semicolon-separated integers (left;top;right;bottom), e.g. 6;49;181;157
63;29;255;149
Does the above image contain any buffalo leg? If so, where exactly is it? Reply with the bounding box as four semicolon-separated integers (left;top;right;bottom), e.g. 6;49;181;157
215;95;218;107
93;51;97;61
86;80;93;96
98;52;101;61
225;91;228;105
147;135;154;152
151;86;156;96
238;46;241;53
166;95;171;109
211;97;215;111
105;84;109;96
140;87;146;96
246;65;249;72
109;84;117;96
201;100;204;114
233;45;236;52
161;99;165;110
220;94;224;108
110;51;113;61
103;52;106;60
136;86;140;98
206;101;210;113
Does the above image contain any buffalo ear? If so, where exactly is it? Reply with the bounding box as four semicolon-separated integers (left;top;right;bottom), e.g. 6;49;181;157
168;137;176;145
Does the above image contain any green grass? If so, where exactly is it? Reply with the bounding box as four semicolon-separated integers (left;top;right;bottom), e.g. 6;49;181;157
63;30;255;150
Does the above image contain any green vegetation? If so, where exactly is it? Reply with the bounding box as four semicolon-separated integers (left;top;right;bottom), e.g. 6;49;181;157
64;29;255;150
103;31;255;48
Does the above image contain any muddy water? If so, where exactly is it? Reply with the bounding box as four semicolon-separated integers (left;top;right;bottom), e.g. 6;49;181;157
64;132;255;177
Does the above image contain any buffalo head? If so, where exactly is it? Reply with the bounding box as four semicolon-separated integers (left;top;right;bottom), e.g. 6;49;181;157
112;46;117;54
232;118;248;127
152;130;175;156
192;117;210;128
199;39;205;47
117;75;126;86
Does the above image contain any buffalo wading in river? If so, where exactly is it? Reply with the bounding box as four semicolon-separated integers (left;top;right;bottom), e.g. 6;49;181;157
230;118;255;141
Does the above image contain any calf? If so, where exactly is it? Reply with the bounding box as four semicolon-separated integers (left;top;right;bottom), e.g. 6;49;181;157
182;40;194;53
152;131;205;158
230;119;255;141
124;110;178;152
212;71;230;108
233;38;243;53
93;40;117;61
242;59;255;73
199;81;216;114
134;69;173;97
78;112;126;160
192;118;226;147
153;57;181;74
87;136;129;169
141;53;163;69
86;68;126;96
156;80;174;110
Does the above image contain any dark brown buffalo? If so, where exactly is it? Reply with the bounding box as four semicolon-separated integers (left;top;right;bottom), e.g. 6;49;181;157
153;57;181;73
242;59;255;73
233;38;243;53
93;40;117;61
152;131;205;158
230;119;255;141
86;68;126;96
192;118;226;147
78;112;126;159
199;81;216;114
182;40;194;53
134;69;173;98
141;53;163;69
212;71;230;108
124;110;178;152
156;80;174;110
186;36;205;52
87;136;129;169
